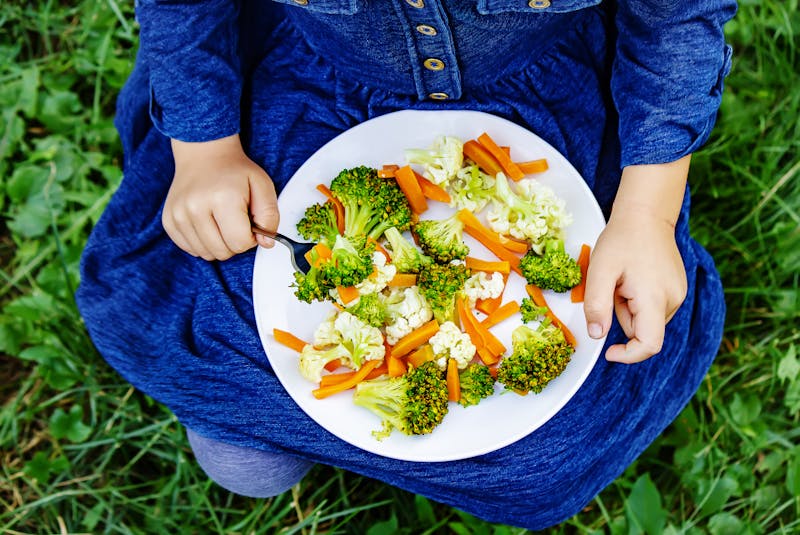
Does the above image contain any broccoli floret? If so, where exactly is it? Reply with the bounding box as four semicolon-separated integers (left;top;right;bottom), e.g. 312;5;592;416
417;262;471;324
486;173;572;251
448;164;496;213
519;239;582;293
330;166;412;241
293;247;336;303
321;234;376;288
353;360;449;439
405;136;464;186
458;363;496;407
383;227;431;274
346;292;387;328
296;202;339;245
519;297;549;323
414;212;470;264
496;322;574;394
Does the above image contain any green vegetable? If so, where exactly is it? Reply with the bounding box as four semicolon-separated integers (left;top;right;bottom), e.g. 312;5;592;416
321;234;376;288
346;292;387;328
417;262;470;324
496;322;574;394
458;363;496;407
296;202;339;245
519;239;582;293
383;226;431;274
519;296;549;323
353;361;449;439
414;212;470;264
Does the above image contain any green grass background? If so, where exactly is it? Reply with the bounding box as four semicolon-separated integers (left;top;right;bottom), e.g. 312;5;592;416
1;1;798;533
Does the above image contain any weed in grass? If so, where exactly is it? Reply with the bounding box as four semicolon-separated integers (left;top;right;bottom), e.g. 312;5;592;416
2;0;799;533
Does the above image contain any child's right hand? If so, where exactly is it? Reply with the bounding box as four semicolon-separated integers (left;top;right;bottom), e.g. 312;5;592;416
163;134;279;261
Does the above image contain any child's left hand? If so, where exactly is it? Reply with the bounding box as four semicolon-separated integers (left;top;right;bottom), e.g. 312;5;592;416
582;156;692;363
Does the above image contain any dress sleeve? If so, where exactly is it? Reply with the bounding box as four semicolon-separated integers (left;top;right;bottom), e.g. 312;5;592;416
136;0;241;142
611;0;737;167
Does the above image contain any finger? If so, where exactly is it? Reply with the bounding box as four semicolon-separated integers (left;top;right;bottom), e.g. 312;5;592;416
582;254;619;339
214;205;257;255
614;294;635;339
192;214;234;261
605;297;666;363
248;170;280;249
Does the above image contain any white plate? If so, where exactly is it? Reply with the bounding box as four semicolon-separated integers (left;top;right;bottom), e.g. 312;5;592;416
253;110;606;462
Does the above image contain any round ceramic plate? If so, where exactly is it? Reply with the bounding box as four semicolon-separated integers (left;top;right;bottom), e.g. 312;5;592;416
253;110;606;462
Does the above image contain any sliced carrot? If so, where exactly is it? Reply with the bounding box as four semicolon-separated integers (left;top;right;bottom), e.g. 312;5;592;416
457;209;522;274
378;164;399;178
446;358;461;402
324;358;342;372
500;146;511;156
525;284;578;348
394;165;428;214
465;257;511;275
571;244;591;303
406;344;434;368
390;319;440;358
477;347;501;366
304;242;333;268
337;285;359;305
497;234;529;255
516;158;549;175
386;351;407;377
463;139;503;176
457;296;505;358
316;185;345;235
319;363;388;387
488;365;499;378
387;273;418;287
477;133;525;181
312;360;382;399
414;171;452;204
476;273;509;315
481;300;521;329
273;328;309;353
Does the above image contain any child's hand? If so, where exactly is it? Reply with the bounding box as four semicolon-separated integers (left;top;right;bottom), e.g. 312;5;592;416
163;134;279;261
582;156;691;363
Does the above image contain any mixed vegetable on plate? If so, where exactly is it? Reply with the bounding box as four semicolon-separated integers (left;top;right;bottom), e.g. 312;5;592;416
272;132;591;441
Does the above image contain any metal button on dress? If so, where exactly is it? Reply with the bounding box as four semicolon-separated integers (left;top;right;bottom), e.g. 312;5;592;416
405;0;424;8
428;92;449;100
292;0;309;5
423;58;445;71
528;0;551;8
416;24;437;36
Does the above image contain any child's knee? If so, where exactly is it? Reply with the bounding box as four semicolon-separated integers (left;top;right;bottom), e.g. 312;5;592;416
186;428;313;498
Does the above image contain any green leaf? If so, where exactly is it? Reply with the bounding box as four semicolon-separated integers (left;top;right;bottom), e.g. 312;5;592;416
697;474;740;518
23;451;70;484
777;345;799;383
366;514;398;535
415;494;436;525
707;512;744;535
786;454;800;496
82;502;106;532
785;381;800;416
49;405;92;443
729;394;761;426
624;474;666;535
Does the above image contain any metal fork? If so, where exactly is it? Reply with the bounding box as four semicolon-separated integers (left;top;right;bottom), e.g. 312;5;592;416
251;222;314;274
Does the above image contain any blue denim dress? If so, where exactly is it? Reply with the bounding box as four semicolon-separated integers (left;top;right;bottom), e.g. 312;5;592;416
77;0;736;529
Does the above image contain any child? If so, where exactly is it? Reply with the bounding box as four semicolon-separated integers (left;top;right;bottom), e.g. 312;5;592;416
77;0;736;529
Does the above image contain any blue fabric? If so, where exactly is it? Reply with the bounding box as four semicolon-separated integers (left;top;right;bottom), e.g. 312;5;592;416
76;1;733;529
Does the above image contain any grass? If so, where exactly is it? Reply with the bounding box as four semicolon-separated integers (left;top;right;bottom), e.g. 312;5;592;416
1;0;798;533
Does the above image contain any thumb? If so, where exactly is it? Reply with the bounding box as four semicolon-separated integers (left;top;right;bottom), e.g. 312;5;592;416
249;169;280;249
582;251;619;339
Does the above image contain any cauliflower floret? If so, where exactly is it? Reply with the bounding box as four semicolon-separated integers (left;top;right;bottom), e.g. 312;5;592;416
333;311;386;368
487;174;573;254
405;136;464;185
383;286;434;345
429;321;476;371
298;344;350;383
463;271;505;306
312;312;342;347
355;252;397;295
448;164;495;213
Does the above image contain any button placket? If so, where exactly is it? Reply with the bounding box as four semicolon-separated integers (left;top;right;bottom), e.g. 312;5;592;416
394;0;462;101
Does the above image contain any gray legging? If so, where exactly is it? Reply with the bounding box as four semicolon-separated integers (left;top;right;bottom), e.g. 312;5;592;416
186;428;314;497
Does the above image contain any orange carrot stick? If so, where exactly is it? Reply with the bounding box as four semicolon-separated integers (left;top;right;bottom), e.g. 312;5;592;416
497;234;529;255
571;244;591;303
414;171;452;203
477;347;501;366
319;363;388;387
394;165;428;214
324;358;342;372
367;236;391;262
387;273;418;287
272;328;309;353
525;284;578;347
386;351;407;377
480;300;521;329
315;184;345;235
477;133;525;181
457;209;522;274
463;139;503;176
465;257;511;275
390;319;440;358
378;164;399;178
337;285;359;305
516;158;549;175
446;358;461;402
312;360;382;399
406;344;434;368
